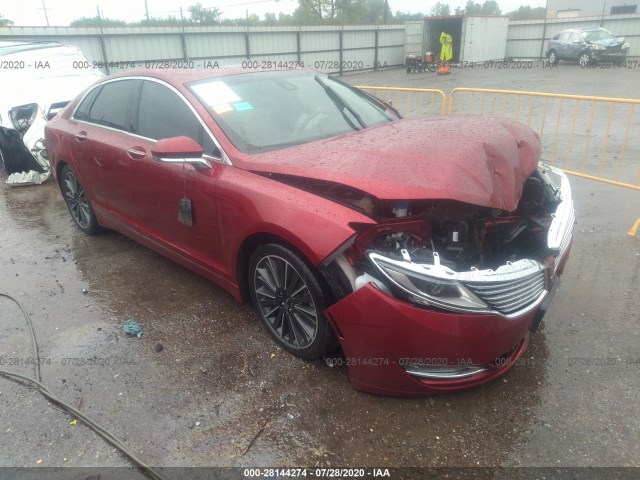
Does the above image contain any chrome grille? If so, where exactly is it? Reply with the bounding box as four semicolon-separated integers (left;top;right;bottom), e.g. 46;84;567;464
464;269;546;315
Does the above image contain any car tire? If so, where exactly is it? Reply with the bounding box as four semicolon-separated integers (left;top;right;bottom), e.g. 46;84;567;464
548;50;558;65
249;243;335;360
60;165;101;234
579;52;591;68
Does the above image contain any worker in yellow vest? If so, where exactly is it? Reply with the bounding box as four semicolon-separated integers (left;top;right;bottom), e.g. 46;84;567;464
438;31;452;75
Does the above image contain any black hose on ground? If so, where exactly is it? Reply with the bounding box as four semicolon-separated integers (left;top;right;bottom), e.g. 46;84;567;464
0;292;168;480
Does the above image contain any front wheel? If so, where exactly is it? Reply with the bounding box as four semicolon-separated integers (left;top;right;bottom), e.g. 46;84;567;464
249;243;335;360
548;50;558;65
579;52;592;68
61;165;101;234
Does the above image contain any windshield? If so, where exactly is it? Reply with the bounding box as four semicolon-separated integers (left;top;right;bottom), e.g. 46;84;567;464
584;29;616;42
188;71;395;154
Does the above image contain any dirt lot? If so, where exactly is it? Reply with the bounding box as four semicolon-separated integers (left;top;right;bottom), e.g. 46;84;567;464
1;65;639;480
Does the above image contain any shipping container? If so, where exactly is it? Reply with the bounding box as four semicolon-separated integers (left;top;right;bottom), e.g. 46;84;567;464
406;15;510;64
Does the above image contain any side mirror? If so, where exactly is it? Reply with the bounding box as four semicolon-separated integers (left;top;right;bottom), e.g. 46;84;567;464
151;136;211;170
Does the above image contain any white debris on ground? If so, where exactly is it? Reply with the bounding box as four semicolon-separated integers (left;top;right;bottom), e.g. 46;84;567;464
6;170;51;187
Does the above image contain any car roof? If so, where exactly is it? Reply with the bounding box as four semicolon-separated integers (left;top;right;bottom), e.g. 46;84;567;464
0;41;63;56
103;66;315;87
557;27;606;34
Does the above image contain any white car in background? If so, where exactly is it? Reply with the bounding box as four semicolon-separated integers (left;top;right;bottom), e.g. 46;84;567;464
0;41;103;184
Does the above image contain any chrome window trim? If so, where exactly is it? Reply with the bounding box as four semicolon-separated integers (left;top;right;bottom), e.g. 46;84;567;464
71;76;231;166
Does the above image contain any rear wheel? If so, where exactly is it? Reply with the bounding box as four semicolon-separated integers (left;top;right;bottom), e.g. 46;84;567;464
249;243;335;360
425;62;437;72
61;165;100;234
548;50;558;65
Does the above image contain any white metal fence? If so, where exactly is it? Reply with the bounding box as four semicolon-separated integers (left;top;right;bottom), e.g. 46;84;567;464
0;24;405;75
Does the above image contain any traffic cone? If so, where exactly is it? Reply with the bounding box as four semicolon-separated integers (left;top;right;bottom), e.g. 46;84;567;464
437;63;450;75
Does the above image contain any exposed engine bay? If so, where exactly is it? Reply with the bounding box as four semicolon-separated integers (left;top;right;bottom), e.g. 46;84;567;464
269;165;563;271
268;164;575;316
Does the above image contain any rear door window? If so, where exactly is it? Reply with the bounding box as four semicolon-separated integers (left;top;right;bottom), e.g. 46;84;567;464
81;79;138;132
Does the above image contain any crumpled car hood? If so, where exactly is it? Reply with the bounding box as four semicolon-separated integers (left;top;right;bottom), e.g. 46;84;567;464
238;115;541;212
0;74;101;117
591;38;624;47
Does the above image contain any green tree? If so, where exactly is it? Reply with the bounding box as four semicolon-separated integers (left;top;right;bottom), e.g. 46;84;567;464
263;12;278;25
278;12;297;25
506;6;546;20
463;0;501;15
294;0;393;24
391;11;424;23
430;2;451;16
135;16;183;26
69;16;127;26
0;13;14;26
480;0;501;15
188;3;221;24
365;0;392;23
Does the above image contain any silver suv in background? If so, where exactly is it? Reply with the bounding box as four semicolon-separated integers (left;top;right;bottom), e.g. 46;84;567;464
546;28;629;67
0;41;102;183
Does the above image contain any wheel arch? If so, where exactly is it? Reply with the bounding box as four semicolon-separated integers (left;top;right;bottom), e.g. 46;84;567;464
55;160;69;187
235;230;334;305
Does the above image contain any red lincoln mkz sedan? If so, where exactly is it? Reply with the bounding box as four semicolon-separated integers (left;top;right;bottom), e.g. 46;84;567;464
45;68;574;396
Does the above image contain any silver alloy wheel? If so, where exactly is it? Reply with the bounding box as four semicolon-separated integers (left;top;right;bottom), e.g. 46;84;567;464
579;53;591;67
253;255;319;350
63;169;92;230
549;51;557;64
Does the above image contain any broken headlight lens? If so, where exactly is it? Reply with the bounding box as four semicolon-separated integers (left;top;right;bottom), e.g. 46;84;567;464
9;103;39;135
368;253;490;312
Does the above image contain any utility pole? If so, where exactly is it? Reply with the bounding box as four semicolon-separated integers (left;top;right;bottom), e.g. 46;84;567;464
40;0;50;26
145;0;150;21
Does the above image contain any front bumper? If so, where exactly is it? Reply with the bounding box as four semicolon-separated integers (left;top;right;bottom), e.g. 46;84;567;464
323;166;574;396
325;283;536;396
591;49;628;62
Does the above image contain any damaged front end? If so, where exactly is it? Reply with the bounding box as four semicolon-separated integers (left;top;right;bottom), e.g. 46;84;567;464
0;106;51;185
318;164;574;394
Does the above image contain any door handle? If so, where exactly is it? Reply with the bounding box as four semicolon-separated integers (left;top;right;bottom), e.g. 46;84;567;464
74;131;87;141
127;148;146;159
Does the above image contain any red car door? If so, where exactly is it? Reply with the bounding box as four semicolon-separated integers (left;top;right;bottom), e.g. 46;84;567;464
68;79;142;218
127;79;227;274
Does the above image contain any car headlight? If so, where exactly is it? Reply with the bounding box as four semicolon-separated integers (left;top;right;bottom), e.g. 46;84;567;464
591;44;606;51
9;103;40;134
622;42;629;50
368;252;490;312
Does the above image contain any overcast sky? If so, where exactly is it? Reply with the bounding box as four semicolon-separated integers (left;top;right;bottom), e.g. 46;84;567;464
2;0;548;26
